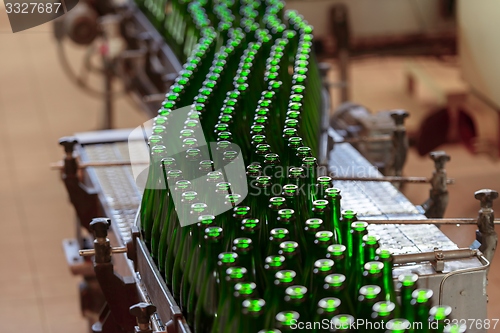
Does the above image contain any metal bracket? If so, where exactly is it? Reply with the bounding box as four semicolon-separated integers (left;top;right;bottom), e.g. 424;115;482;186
431;249;446;273
390;110;409;179
419;151;451;218
474;189;499;270
84;217;140;333
58;137;100;234
130;302;159;333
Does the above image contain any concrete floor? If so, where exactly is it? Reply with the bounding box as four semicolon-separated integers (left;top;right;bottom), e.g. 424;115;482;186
0;6;499;332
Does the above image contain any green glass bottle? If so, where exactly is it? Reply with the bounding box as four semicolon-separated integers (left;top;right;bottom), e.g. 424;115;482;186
284;285;310;322
326;244;347;276
254;176;273;241
266;228;290;257
287;167;305;189
157;168;183;274
245;164;262;211
301;156;318;204
371;301;396;333
276;209;306;250
226;206;252;250
347;221;369;298
324;188;342;244
220;193;243;230
375;249;399;311
192;227;223;332
342;211;358;261
238;298;267;331
209;182;231;222
411;289;434;333
240;218;264;261
275;311;300;333
200;170;224;209
264;153;283;186
312;200;330;228
255;143;272;164
429;305;452;333
179;214;215;312
161;176;189;265
282;127;298;155
268;197;287;230
331;314;356;332
310;259;335;307
286;136;303;168
214;140;232;169
211;266;247;333
281;185;305;228
263;255;287;289
278;241;303;277
363;235;380;262
397;274;418;333
356;285;382;320
303;230;334;287
232;237;266;293
323;274;355;315
141;145;167;248
303;218;324;246
172;202;208;301
312;297;341;333
165;190;198;287
264;270;298;328
361;261;384;288
151;157;176;266
296;146;312;162
188;226;224;328
223;282;259;333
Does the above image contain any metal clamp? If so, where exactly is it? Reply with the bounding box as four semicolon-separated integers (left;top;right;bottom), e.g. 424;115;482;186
58;137;99;235
130;302;160;333
84;217;140;332
419;151;451;218
474;189;499;268
390;110;409;179
78;218;122;264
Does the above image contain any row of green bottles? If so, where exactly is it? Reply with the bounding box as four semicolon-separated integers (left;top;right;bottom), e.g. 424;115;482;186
133;2;464;333
140;129;465;331
195;28;245;141
160;202;459;333
156;31;218;114
141;146;465;332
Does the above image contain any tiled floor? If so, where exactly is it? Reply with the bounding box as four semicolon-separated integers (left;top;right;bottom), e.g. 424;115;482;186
1;6;499;333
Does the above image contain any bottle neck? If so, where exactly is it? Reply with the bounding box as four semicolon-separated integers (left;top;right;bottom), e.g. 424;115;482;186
400;285;416;320
350;232;366;269
364;245;378;262
331;254;346;275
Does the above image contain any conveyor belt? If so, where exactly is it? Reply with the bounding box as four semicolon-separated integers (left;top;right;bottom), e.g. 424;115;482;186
328;129;457;254
82;143;141;244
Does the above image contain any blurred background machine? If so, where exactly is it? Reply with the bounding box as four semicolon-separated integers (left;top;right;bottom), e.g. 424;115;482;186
49;0;500;332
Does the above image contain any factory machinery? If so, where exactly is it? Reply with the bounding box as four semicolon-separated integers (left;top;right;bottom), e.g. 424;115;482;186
53;0;498;332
